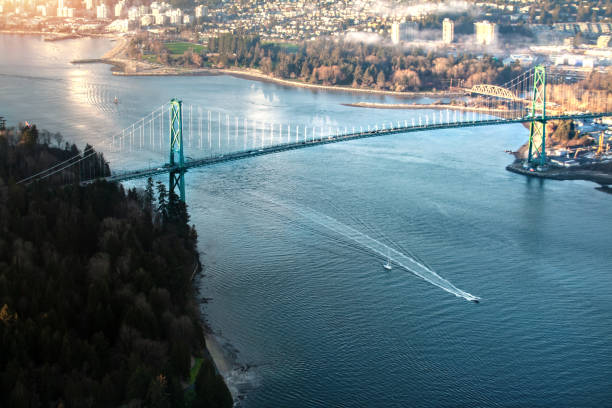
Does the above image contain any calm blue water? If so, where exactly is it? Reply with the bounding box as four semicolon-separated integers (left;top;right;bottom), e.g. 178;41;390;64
1;35;611;407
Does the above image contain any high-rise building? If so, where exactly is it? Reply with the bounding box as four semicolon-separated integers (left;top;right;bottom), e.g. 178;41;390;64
195;4;207;18
85;0;93;10
391;21;417;44
475;20;496;45
115;2;124;17
96;3;109;19
442;18;454;44
391;21;401;44
169;8;182;25
154;13;167;25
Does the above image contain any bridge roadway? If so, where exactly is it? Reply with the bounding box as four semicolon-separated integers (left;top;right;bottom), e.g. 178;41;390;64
100;112;611;184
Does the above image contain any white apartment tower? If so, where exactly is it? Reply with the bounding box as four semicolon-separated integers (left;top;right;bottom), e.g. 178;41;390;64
195;4;207;18
96;3;109;19
115;0;126;17
475;20;496;45
442;18;454;44
391;21;417;44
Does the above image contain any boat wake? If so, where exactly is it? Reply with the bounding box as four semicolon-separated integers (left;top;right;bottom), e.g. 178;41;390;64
253;193;480;302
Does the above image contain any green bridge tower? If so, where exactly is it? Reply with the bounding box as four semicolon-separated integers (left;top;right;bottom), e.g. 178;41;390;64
527;65;547;167
169;98;186;202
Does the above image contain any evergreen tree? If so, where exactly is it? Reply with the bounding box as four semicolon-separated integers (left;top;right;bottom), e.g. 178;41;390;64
157;181;168;222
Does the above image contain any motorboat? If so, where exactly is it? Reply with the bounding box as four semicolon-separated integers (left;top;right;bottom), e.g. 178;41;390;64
383;249;392;270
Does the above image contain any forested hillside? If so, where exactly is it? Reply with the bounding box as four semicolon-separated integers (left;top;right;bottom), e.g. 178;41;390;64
0;125;232;407
133;34;522;92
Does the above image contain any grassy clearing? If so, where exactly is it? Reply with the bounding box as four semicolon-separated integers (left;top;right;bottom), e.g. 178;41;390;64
183;357;204;405
189;357;204;385
142;54;158;63
165;42;206;55
263;41;299;52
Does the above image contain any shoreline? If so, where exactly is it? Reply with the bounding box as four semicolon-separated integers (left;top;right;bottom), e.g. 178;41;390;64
109;64;462;98
77;57;463;99
0;29;115;41
71;36;464;99
343;101;512;113
506;160;612;188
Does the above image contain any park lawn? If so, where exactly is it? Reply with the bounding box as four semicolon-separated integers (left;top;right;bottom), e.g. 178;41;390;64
165;42;206;55
142;54;158;63
263;41;299;52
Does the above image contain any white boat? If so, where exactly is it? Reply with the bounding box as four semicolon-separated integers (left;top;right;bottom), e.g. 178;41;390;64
383;249;392;270
113;96;119;104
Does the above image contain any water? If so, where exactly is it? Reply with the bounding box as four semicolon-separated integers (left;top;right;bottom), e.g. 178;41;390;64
2;35;611;407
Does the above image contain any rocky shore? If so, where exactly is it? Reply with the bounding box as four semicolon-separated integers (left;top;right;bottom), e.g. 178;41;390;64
343;101;507;113
506;160;612;188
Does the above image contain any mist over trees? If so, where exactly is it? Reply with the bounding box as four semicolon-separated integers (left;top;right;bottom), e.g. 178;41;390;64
136;33;523;92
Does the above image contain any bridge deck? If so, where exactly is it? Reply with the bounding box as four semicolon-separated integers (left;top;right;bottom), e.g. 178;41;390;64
103;113;611;183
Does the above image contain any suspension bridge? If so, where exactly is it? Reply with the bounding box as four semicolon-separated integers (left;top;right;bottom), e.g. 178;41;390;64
18;65;612;202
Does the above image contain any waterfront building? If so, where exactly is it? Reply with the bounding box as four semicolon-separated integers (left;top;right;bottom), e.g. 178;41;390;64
36;5;47;16
442;18;454;44
141;14;153;27
107;18;130;32
128;6;140;21
154;13;167;25
96;3;109;19
151;2;162;15
115;1;125;18
597;35;611;48
56;6;74;17
183;14;192;24
195;4;207;18
475;20;496;45
169;8;182;25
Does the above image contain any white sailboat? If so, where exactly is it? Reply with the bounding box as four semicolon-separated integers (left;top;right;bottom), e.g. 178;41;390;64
383;249;392;270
